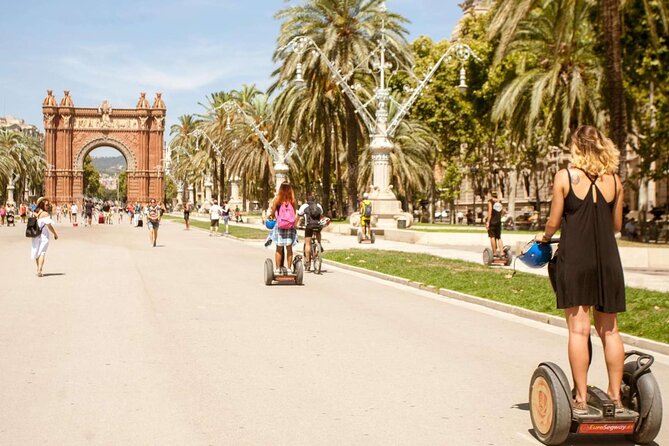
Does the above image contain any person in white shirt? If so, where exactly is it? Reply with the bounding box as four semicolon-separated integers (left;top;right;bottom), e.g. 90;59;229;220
70;202;78;224
209;200;223;236
297;193;324;269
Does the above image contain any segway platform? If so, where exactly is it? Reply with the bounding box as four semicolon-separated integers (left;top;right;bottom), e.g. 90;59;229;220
482;245;512;266
529;351;662;445
357;230;376;244
264;256;304;285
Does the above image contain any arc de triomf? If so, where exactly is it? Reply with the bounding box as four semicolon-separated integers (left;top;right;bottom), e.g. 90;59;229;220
41;90;166;205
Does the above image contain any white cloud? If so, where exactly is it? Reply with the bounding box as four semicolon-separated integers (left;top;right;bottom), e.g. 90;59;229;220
52;39;274;104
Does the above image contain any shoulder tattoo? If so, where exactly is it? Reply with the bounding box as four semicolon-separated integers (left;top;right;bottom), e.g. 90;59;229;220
570;171;580;185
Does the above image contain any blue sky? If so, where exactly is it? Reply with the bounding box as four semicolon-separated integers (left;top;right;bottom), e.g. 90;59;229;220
0;0;464;157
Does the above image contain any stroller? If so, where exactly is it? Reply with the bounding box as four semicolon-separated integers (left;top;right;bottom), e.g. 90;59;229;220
6;209;15;226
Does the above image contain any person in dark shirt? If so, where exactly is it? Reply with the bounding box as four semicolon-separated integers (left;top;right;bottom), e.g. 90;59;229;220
84;200;94;227
486;192;504;256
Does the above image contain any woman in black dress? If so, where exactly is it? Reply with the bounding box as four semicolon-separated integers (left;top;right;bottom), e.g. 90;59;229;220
537;126;625;415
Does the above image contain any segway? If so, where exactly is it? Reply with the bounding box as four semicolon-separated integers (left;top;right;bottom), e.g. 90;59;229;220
482;245;512;266
357;229;375;244
521;239;663;445
264;254;304;285
262;219;304;285
529;351;662;445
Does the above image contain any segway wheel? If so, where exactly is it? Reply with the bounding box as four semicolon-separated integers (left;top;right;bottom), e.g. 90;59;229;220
505;254;513;266
357;231;363;244
529;365;572;445
623;361;663;444
482;248;493;266
370;232;376;244
294;260;304;285
264;258;274;286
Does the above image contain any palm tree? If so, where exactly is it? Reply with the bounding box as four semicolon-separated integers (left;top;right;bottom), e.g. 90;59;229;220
0;129;45;202
601;0;628;178
491;0;602;146
490;0;669;179
224;94;282;207
272;0;411;214
169;115;201;203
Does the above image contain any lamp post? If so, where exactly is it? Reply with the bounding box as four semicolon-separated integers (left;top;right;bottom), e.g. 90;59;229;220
280;1;481;227
215;100;298;193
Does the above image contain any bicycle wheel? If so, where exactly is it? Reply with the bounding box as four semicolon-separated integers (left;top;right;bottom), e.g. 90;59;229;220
314;242;322;274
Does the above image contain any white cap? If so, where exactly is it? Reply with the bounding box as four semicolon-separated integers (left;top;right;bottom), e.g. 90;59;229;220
363;193;369;199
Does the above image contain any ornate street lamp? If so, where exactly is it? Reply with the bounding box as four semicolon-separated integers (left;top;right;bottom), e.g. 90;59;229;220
214;100;298;193
279;1;481;227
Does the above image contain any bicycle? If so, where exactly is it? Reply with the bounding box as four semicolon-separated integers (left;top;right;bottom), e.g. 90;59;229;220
309;230;323;274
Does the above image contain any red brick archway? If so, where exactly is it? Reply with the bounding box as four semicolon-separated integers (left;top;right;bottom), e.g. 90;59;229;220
42;90;166;205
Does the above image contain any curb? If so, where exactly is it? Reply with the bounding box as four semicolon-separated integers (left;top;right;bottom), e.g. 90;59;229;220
322;259;669;356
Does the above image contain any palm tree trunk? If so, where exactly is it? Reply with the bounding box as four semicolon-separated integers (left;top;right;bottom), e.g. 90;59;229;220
322;125;332;215
601;0;628;180
344;96;359;216
335;146;344;219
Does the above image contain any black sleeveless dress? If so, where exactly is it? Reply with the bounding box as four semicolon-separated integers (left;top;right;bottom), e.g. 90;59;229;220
554;169;626;313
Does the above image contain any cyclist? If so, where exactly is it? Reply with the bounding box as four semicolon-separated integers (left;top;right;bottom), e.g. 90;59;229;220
297;193;323;270
360;193;372;240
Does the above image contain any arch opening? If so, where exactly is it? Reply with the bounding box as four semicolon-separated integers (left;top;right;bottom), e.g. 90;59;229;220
84;146;128;202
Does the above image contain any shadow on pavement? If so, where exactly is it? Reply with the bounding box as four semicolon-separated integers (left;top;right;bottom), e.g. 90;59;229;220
512;402;529;411
41;273;65;277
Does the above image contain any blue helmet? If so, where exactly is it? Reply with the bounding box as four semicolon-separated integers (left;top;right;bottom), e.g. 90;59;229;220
518;241;553;268
265;219;276;230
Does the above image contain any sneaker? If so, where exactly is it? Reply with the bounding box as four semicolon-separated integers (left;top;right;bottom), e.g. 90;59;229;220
264;239;272;247
572;400;588;416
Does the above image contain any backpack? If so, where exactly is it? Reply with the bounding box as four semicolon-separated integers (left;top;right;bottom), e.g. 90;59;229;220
306;201;322;226
25;215;41;238
362;200;372;218
277;202;296;229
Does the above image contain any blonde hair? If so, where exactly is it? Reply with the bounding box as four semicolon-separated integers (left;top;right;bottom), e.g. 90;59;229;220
570;125;620;177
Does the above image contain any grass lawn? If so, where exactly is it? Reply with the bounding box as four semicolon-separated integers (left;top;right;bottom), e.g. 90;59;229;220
162;215;268;239
323;249;669;344
410;226;540;235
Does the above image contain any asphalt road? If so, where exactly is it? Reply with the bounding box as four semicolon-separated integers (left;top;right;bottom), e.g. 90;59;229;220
0;220;667;445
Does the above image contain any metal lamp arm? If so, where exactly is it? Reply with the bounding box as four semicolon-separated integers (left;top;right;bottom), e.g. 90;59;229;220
223;100;279;160
284;36;377;133
386;43;481;137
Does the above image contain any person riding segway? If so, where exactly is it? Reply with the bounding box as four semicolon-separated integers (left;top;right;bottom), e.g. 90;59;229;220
523;126;663;445
483;191;511;266
358;193;375;244
264;182;304;285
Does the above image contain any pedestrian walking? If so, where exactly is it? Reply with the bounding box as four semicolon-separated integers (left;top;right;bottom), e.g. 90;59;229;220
0;204;5;226
183;201;192;230
269;182;298;274
70;202;79;225
30;197;59;277
209;200;222;236
536;125;625;415
145;199;163;247
222;200;231;234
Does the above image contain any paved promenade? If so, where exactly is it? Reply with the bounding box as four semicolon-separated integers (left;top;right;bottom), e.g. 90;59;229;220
0;220;667;445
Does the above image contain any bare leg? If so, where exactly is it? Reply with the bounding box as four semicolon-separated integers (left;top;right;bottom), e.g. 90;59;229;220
497;237;504;254
565;305;592;404
593;310;624;401
304;237;312;263
286;245;293;268
275;246;283;269
489;237;496;254
36;255;46;275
